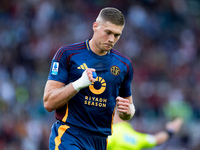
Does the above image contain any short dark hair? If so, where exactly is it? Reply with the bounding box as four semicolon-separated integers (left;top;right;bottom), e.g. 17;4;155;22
97;7;125;26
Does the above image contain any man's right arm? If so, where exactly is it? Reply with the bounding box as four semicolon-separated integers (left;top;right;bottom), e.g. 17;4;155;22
43;81;77;112
43;68;96;112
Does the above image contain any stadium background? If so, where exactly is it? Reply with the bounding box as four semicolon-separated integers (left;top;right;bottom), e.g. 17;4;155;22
0;0;200;149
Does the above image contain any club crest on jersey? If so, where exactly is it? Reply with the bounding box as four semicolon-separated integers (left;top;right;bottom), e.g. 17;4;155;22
110;65;120;76
51;62;59;75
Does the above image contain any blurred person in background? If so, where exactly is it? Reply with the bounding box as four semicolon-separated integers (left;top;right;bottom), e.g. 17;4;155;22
108;113;183;150
43;7;135;150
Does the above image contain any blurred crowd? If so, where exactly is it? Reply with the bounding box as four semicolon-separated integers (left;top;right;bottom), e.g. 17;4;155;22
0;0;200;149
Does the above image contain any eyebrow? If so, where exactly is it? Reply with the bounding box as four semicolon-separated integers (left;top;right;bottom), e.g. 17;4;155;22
105;29;122;36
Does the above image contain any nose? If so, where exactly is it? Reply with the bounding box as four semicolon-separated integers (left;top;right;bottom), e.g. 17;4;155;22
108;34;114;43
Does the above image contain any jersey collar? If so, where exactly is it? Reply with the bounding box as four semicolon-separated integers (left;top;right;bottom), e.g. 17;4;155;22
86;39;111;55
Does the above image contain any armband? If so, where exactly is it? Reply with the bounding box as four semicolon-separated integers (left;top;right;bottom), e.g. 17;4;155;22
165;129;174;139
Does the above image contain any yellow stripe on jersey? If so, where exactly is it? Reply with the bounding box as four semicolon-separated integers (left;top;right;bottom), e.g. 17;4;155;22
54;125;70;150
86;40;90;50
111;107;116;134
77;63;88;70
80;65;85;69
62;103;68;122
83;63;88;69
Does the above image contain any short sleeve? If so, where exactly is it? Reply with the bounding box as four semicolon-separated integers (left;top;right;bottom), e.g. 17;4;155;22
118;60;134;97
48;47;69;84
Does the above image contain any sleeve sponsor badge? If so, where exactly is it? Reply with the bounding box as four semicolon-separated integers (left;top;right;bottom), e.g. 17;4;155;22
51;62;59;75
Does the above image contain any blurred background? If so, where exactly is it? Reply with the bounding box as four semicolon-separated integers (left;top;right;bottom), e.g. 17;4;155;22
0;0;200;149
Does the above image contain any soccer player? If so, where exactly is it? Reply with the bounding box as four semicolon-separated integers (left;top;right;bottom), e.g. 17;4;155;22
108;113;183;150
43;7;135;150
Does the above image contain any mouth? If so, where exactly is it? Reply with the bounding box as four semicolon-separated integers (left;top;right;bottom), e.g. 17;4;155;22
104;43;113;48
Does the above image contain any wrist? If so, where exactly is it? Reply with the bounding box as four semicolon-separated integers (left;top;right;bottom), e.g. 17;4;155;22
129;103;135;118
72;70;92;92
165;129;174;139
72;79;81;92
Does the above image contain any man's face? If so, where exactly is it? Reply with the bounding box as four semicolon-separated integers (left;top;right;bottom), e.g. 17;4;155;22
93;21;124;53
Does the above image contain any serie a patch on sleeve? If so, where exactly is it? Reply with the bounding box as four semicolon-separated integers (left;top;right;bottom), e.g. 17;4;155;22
51;62;59;75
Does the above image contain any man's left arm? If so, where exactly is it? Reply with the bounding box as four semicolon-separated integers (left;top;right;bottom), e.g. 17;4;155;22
116;96;135;120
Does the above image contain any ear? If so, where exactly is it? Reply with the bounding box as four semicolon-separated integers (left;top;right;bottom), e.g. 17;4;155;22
93;22;98;31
